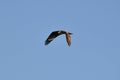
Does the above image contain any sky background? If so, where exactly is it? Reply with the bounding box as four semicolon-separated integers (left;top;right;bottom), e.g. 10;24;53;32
0;0;120;80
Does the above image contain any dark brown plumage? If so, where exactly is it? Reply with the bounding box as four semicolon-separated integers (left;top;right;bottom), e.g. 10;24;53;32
45;30;72;46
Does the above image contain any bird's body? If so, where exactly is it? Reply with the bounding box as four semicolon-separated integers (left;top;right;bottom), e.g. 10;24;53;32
45;30;72;46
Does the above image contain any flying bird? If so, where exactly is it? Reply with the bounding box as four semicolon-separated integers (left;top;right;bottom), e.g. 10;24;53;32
45;30;72;46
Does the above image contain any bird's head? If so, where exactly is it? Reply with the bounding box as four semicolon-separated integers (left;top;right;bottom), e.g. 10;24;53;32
68;32;73;35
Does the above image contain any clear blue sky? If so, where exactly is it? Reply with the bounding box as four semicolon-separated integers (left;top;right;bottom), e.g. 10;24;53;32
0;0;120;80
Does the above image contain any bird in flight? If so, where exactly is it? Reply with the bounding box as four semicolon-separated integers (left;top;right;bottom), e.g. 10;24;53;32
45;30;72;46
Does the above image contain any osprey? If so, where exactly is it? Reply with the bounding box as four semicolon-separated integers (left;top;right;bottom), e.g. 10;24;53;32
45;30;72;46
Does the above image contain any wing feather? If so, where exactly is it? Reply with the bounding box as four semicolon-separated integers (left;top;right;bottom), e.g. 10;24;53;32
45;31;61;45
65;32;71;46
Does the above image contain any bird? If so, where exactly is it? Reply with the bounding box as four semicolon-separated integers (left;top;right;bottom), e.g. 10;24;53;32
45;30;72;46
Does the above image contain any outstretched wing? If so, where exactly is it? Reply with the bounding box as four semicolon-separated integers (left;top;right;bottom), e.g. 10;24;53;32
65;32;71;46
45;31;61;45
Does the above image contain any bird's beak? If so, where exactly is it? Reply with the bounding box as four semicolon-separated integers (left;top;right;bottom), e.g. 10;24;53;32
69;33;73;35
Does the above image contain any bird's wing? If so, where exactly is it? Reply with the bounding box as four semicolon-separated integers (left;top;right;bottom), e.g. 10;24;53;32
65;32;71;46
45;31;61;45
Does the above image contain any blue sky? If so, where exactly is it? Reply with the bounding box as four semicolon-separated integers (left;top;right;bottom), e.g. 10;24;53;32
0;0;120;80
